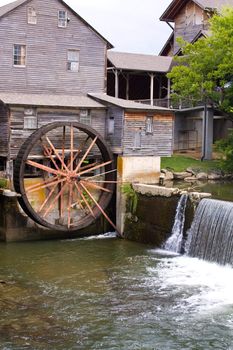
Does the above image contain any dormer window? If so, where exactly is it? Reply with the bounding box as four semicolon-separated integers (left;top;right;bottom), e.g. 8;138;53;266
27;7;37;24
58;10;67;28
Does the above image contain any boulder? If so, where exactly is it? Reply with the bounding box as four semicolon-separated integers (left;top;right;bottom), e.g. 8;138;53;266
196;172;208;180
173;172;191;180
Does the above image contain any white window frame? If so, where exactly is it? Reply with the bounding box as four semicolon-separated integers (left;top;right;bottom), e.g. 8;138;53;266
24;108;37;129
27;7;37;24
67;50;80;72
58;10;67;28
80;110;91;125
13;44;26;67
145;116;153;134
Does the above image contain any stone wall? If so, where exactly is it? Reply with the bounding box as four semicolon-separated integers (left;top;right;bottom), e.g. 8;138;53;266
122;184;210;246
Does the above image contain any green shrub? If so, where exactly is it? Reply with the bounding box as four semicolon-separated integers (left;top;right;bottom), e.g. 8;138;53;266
215;129;233;172
0;178;8;189
121;183;138;214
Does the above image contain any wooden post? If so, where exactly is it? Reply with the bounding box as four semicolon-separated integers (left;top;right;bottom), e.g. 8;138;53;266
167;78;171;108
114;69;119;98
126;73;129;100
150;73;155;106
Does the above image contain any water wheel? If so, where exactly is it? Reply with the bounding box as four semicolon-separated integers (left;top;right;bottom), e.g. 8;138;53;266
13;122;116;232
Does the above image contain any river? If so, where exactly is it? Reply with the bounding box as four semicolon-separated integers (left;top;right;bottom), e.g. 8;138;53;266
1;233;233;350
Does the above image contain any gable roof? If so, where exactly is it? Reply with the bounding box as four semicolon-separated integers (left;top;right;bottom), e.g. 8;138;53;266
107;51;173;73
0;0;113;49
160;0;233;22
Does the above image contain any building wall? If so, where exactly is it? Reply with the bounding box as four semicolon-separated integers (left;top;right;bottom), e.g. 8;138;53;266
8;106;107;159
174;110;203;151
123;112;174;157
0;0;107;95
173;1;208;54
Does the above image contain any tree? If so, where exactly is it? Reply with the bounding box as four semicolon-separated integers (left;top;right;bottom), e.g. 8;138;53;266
168;7;233;117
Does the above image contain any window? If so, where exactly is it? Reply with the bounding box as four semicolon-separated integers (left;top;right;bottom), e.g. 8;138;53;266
67;50;79;71
13;45;26;66
145;116;153;134
24;108;37;129
108;116;115;135
80;110;91;125
27;7;37;24
58;10;67;28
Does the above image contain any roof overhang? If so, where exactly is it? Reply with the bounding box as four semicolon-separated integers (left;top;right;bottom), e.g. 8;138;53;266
0;93;106;108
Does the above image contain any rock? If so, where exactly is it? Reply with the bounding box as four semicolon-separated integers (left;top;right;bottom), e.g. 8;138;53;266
133;184;180;197
196;172;208;180
164;171;174;181
186;167;197;175
208;173;222;180
173;172;191;180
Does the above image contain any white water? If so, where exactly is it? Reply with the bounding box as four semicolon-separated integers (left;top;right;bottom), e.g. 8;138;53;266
148;250;233;314
163;194;188;253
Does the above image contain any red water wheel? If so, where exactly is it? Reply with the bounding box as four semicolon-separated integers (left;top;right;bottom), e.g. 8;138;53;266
13;122;116;232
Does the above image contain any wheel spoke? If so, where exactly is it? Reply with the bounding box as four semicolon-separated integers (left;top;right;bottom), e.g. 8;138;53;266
26;175;58;192
70;125;74;171
39;183;58;213
80;182;118;233
62;126;66;171
41;141;60;171
81;180;112;193
43;182;68;219
28;177;66;194
85;169;117;181
46;136;69;172
75;183;95;218
68;183;73;228
74;136;98;173
78;160;113;177
26;160;66;177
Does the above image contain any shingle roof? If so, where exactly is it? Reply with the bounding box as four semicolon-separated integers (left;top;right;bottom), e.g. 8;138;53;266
88;93;172;112
160;0;233;22
107;51;173;73
0;0;113;48
0;93;105;108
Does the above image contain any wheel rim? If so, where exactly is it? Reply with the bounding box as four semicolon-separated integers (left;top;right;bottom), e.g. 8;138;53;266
13;122;115;232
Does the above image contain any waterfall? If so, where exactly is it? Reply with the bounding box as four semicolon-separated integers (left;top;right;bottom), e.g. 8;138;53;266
186;199;233;265
163;194;188;253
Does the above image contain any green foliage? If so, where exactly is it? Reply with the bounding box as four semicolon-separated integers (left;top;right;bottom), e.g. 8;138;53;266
121;183;138;214
215;129;233;172
168;7;233;117
0;178;8;189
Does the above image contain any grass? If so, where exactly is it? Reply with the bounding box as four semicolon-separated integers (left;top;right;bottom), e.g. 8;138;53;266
161;154;222;173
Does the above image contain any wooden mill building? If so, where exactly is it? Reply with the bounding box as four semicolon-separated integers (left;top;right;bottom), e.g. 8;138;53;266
0;0;174;185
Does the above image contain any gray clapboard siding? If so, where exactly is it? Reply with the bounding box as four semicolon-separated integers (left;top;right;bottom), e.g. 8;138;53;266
106;106;124;151
0;103;10;156
0;0;107;95
9;106;108;158
123;113;173;157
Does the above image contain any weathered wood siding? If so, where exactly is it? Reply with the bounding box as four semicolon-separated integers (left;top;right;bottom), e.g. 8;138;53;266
173;1;205;54
0;0;107;95
106;106;124;153
0;103;10;156
123;112;174;157
9;107;107;159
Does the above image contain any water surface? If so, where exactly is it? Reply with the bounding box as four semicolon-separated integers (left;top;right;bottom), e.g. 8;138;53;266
0;234;233;349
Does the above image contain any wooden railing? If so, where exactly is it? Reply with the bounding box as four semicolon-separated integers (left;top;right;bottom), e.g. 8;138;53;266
135;98;204;109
